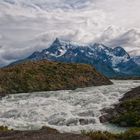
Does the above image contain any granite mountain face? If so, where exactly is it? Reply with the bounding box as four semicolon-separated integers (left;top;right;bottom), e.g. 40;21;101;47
11;38;140;78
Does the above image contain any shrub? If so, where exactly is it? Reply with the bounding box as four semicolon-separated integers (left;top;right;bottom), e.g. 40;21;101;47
111;99;140;127
82;128;140;140
0;126;12;131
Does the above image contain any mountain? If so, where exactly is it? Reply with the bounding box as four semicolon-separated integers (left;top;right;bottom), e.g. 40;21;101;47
10;38;140;78
98;27;140;56
0;60;112;94
132;56;140;65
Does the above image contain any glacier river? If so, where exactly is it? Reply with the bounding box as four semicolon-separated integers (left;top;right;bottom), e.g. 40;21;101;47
0;80;140;133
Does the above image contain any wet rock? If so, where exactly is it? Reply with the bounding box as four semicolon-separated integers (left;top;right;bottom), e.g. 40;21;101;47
0;127;91;140
48;113;67;126
79;119;88;125
99;114;112;123
48;118;66;126
79;118;95;125
120;86;140;101
41;126;59;133
66;118;96;126
99;108;118;123
66;118;79;126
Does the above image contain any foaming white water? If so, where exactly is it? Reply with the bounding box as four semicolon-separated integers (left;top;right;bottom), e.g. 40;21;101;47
0;80;140;133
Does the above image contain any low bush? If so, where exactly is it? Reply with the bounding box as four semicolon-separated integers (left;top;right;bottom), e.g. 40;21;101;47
82;128;140;140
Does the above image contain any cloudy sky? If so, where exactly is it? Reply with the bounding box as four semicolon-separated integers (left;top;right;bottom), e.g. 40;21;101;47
0;0;140;66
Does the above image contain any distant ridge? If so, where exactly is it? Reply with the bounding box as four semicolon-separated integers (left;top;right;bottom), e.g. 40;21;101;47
10;38;140;78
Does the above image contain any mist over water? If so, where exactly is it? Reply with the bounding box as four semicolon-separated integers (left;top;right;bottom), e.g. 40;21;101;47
0;80;140;133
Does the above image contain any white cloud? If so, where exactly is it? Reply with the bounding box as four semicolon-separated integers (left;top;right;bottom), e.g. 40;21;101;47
0;0;140;66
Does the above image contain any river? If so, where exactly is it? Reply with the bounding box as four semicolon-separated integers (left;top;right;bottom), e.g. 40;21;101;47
0;80;140;133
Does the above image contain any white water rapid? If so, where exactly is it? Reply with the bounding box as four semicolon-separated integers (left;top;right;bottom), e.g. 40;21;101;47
0;80;140;133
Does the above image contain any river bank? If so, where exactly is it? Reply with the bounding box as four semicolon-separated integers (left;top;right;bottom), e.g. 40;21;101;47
100;86;140;127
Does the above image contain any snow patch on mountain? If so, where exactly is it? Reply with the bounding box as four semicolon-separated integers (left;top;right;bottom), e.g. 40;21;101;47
102;28;140;56
10;38;140;77
132;56;140;65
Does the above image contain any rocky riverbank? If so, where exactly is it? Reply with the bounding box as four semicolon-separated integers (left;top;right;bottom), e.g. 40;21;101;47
100;86;140;127
0;126;140;140
0;126;91;140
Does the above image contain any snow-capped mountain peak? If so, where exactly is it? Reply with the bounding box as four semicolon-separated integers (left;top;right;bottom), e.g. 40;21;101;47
29;38;131;63
10;38;140;78
45;38;74;57
113;46;130;58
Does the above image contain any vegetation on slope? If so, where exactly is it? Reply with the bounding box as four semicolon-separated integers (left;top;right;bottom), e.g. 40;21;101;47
0;60;112;94
0;126;12;132
101;86;140;128
0;125;139;140
82;128;140;140
110;86;140;127
111;98;140;127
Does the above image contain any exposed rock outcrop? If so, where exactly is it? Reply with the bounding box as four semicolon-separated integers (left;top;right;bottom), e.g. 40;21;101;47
0;126;91;140
100;86;140;127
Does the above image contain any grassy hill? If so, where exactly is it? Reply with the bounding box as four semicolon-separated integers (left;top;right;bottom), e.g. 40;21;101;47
0;60;112;94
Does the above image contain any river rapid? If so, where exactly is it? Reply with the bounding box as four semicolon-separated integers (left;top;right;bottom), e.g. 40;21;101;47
0;80;140;133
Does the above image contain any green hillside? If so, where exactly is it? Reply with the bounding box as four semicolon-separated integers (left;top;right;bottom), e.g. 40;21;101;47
0;60;112;94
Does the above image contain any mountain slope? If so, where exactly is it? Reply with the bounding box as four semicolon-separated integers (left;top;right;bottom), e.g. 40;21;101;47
132;56;140;65
0;60;112;94
11;38;140;78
